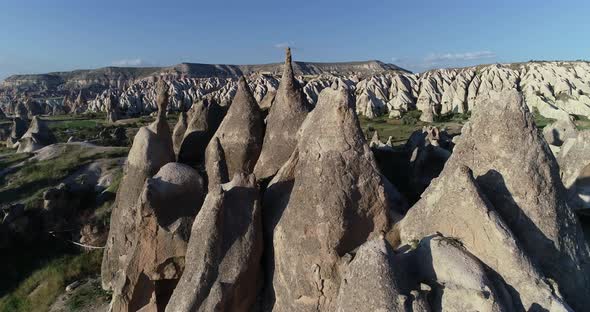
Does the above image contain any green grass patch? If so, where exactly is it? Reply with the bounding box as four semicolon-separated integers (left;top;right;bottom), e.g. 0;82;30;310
0;145;128;205
359;110;465;146
0;250;104;312
65;280;110;312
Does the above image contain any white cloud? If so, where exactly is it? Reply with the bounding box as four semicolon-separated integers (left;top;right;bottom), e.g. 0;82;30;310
274;41;295;49
111;58;152;67
425;51;496;63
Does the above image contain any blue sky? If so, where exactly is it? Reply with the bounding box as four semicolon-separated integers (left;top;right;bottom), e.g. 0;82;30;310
0;0;589;80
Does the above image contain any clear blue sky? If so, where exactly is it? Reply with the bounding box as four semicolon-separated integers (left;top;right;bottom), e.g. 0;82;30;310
0;0;589;80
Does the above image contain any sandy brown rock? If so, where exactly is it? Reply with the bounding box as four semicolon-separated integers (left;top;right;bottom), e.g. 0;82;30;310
205;77;263;178
102;80;175;291
254;48;310;180
557;131;590;210
447;90;590;310
264;86;406;311
165;173;262;312
109;162;205;312
106;91;119;123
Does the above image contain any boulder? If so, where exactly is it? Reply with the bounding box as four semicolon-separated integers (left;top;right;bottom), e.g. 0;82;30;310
204;77;263;179
102;79;175;290
16;116;56;153
264;86;407;311
110;162;205;312
165;173;262;312
172;111;188;156
254;48;311;180
444;90;590;310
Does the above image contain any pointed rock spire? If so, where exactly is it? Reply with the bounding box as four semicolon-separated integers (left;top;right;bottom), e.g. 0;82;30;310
16;116;56;153
398;164;570;310
102;82;175;290
264;86;407;311
253;48;311;180
165;173;262;312
109;163;205;312
172;111;188;156
205;137;229;191
439;90;590;310
205;77;263;178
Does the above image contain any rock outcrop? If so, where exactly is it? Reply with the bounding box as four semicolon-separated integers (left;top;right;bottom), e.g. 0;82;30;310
406;90;590;310
543;118;578;146
254;48;311;180
264;86;406;311
109;162;205;312
105;91;119;123
6;116;27;147
335;237;404;312
204;77;263;179
102;79;175;290
172;111;188;156
16;116;56;153
178;98;224;167
398;164;570;310
558;131;590;211
165;173;262;312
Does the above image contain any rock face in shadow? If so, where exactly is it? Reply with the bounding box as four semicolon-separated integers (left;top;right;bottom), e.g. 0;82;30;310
16;116;56;153
254;48;311;180
204;77;264;178
398;164;570;310
110;162;205;312
178;98;225;167
172;111;188;156
7;117;27;147
165;173;262;312
102;80;175;291
430;90;590;310
335;237;404;312
264;86;407;311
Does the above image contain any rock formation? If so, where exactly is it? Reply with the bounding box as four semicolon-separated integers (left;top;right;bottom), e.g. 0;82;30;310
102;79;175;290
106;91;119;123
16;116;56;153
172;110;188;156
558;131;590;211
254;48;311;180
6;116;27;148
204;137;229;191
335;237;404;312
204;77;263;179
402;90;590;310
398;164;570;310
264;86;407;311
165;173;262;312
177;98;224;167
109;162;205;312
543;118;578;147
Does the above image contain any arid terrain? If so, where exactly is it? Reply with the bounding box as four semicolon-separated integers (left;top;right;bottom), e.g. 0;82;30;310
2;49;590;311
